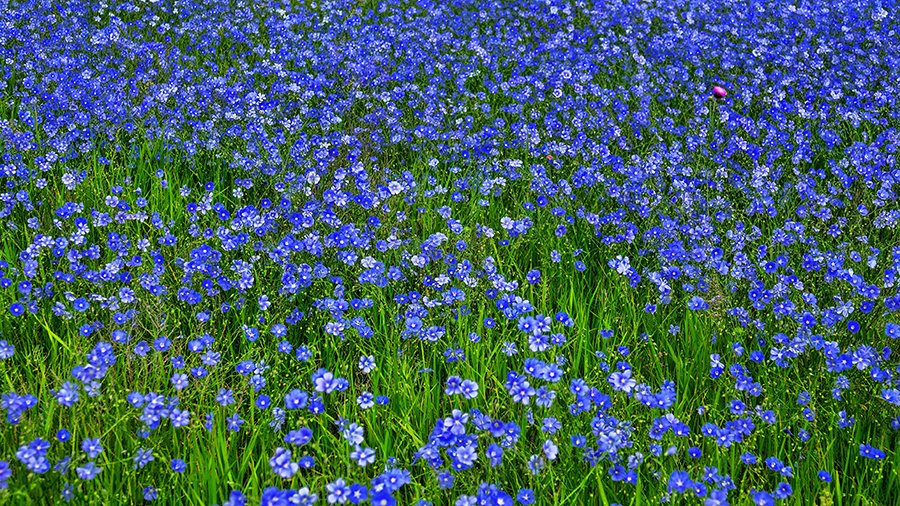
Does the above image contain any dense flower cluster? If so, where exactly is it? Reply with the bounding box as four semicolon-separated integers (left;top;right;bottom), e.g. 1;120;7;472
1;0;899;504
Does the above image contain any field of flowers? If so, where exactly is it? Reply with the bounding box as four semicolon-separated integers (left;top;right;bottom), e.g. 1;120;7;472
1;0;899;504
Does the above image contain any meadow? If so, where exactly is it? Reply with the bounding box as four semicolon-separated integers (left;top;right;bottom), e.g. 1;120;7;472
1;0;899;504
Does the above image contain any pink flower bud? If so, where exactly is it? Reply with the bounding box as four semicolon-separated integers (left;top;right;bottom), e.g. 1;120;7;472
712;86;727;99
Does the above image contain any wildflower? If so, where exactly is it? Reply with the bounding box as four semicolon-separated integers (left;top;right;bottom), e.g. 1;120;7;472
269;447;298;479
860;444;886;460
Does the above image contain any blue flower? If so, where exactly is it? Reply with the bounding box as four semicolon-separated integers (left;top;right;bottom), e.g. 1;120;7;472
255;395;271;410
171;459;187;473
687;295;709;311
0;461;11;489
860;443;886;460
143;486;158;501
516;488;535;505
326;478;350;504
133;448;154;470
269;448;298;479
81;438;103;459
76;462;101;481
